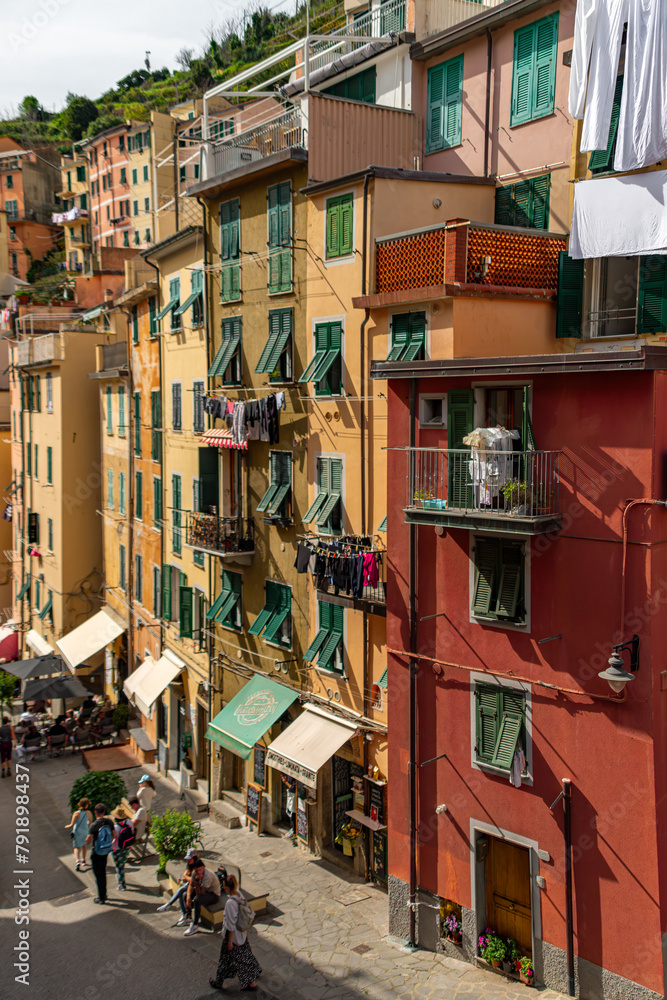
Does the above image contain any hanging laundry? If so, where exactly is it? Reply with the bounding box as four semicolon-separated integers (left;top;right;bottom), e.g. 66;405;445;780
362;552;379;589
259;397;270;442
294;544;311;574
568;0;599;120
509;748;526;789
579;0;629;153
266;393;280;444
231;401;248;447
204;396;223;419
614;0;667;171
246;400;260;440
274;391;285;411
2;503;12;521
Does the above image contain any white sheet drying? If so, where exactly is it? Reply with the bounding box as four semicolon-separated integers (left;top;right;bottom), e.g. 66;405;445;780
569;169;667;258
614;0;667;171
580;0;629;153
568;0;599;120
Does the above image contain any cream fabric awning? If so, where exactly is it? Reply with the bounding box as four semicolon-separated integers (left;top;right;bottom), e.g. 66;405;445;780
26;630;54;656
265;705;358;789
56;608;125;671
125;653;183;717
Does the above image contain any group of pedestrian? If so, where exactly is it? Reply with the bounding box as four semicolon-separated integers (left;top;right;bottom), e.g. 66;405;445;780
156;847;261;990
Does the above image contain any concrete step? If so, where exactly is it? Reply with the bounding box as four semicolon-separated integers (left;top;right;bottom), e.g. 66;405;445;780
196;778;209;798
167;769;181;787
219;787;245;811
209;798;243;829
184;786;208;813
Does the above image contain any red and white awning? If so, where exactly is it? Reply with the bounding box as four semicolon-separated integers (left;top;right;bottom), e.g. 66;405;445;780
201;428;248;451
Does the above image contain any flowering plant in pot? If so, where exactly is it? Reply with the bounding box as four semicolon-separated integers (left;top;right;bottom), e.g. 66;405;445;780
477;926;494;956
443;912;462;944
503;938;521;974
483;934;507;968
519;957;534;986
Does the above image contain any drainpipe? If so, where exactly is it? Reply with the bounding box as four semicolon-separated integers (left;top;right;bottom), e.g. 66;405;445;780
484;29;493;178
360;171;372;880
173;135;180;233
562;779;575;997
125;321;134;694
142;252;164;661
408;378;418;949
197;194;213;803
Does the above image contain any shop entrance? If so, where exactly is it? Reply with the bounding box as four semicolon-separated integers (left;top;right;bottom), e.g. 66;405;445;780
332;755;364;851
484;836;532;954
197;703;209;782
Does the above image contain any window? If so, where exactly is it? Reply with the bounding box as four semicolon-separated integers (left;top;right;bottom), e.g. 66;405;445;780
304;601;344;673
248;581;291;647
172;382;182;430
300;321;342;394
151;390;162;460
257;452;292;519
47;519;53;552
135;471;143;520
143;165;149;182
35;579;41;612
474;683;527;772
180;166;186;183
5;200;18;220
208;317;241;384
194;164;200;180
179;578;193;638
6;174;13;189
26;445;31;478
107;469;114;509
10;252;18;275
169;277;181;330
324;65;376;103
153;476;162;527
77;165;85;182
471;537;526;624
132;168;138;185
120;545;126;591
9;227;16;241
145;228;151;243
132;305;139;343
119;472;126;515
193;380;205;434
153;566;161;619
118;386;126;435
120;167;127;185
134;230;140;246
206;570;242;630
136;134;143;153
172;473;182;554
28;511;39;544
132;554;142;602
102;175;107;191
32;376;41;412
325;194;353;260
175;270;203;326
386;312;426;362
419;394;446;428
134;391;141;455
123;230;129;247
46;373;53;413
132;200;138;216
426;55;464;153
511;13;559;126
381;0;405;32
303;456;343;533
589;76;623;175
220;199;241;301
267;182;291;293
34;444;38;480
255;309;292;381
144;197;150;213
494;175;550;230
148;297;157;337
17;575;30;601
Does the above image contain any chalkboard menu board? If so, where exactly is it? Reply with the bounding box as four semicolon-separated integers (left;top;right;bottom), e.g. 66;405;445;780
254;744;266;788
372;829;387;883
296;787;308;844
367;781;385;826
246;781;263;833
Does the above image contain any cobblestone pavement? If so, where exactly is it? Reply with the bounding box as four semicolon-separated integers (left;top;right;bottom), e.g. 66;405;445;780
10;749;569;1000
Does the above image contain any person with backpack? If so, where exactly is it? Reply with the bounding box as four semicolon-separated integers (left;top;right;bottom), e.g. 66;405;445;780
183;859;220;936
85;803;114;904
110;806;136;891
209;873;261;992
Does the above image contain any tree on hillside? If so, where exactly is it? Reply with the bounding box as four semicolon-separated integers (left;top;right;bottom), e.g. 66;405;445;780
62;95;98;142
18;96;44;121
84;112;120;139
176;47;195;71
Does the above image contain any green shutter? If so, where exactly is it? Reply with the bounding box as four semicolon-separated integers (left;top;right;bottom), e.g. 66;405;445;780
303;625;329;662
472;538;498;616
533;15;558;117
134;392;141;455
326;197;340;258
522;384;536;451
447;388;474;507
443;55;463;148
402;313;426;362
136;471;143;520
106;386;112;432
256;463;280;513
386;314;411;361
303;457;331;524
162;565;171;620
263;585;291;642
495;544;523;619
318;603;344;671
556;252;585;338
495;185;514;226
637;256;667;334
426;64;445;153
511;23;535;126
267;184;279;248
179;587;193;638
530;174;551;230
513;181;532;228
149;297;157;335
153;476;161;525
248;594;278;636
278;181;291;245
492;710;523;769
256;311;281;373
209;318;241;377
317;458;342;525
476;686;498;762
589;76;624;173
340;195;353;256
46;446;52;484
300;323;330;382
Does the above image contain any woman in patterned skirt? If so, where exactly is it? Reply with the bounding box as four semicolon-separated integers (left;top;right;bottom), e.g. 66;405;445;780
209;874;261;992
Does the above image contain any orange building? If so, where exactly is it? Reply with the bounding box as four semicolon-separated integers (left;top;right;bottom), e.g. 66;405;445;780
0;137;61;282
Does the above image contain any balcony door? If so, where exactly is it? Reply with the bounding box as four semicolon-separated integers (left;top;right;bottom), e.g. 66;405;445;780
198;447;219;513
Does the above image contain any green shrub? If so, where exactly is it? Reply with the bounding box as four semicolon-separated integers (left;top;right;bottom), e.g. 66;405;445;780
68;770;127;814
151;809;203;873
112;704;130;731
483;934;507;964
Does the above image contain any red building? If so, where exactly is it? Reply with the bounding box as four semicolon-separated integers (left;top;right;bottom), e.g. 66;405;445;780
372;341;667;1000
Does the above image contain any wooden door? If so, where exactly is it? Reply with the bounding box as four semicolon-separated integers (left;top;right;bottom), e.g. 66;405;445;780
485;836;532;954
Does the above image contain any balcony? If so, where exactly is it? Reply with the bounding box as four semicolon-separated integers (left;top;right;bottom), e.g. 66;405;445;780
210;106;306;179
70;233;91;247
316;559;386;616
15;334;64;367
401;447;562;535
309;0;407;75
417;0;506;39
374;221;567;297
185;512;255;564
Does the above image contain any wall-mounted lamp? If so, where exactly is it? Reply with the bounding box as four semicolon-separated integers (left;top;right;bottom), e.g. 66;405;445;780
598;634;639;692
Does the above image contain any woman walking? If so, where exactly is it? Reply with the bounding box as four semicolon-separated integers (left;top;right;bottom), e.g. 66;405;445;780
65;798;93;870
209;874;261;992
110;807;136;891
0;716;14;778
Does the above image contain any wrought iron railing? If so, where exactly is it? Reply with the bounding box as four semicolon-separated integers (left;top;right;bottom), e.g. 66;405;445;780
185;512;255;556
403;447;561;519
211;107;305;178
309;0;407;73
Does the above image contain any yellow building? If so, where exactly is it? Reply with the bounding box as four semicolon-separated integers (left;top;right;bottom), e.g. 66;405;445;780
56;154;90;274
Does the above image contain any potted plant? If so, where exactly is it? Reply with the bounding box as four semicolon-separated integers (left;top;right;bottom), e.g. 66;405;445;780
443;912;462;944
151;808;203;875
478;926;494;957
519;957;534;986
504;938;521;974
532;483;554;515
413;489;424;508
483;934;507;968
501;478;531;514
334;822;360;857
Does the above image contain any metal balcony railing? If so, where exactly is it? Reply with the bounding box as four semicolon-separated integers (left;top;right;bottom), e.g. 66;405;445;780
210;107;306;178
309;0;407;73
101;341;128;371
419;0;506;39
403;447;561;521
185;512;255;557
31;333;62;364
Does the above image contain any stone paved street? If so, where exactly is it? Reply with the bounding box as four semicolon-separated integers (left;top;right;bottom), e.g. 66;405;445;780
0;750;569;1000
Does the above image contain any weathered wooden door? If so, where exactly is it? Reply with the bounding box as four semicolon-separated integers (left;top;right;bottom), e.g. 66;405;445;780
485;836;532;954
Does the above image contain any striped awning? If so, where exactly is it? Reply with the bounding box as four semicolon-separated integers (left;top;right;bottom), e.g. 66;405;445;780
202;428;248;451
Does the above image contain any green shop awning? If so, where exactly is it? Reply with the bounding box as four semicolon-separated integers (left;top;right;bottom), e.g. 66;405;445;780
205;673;299;759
